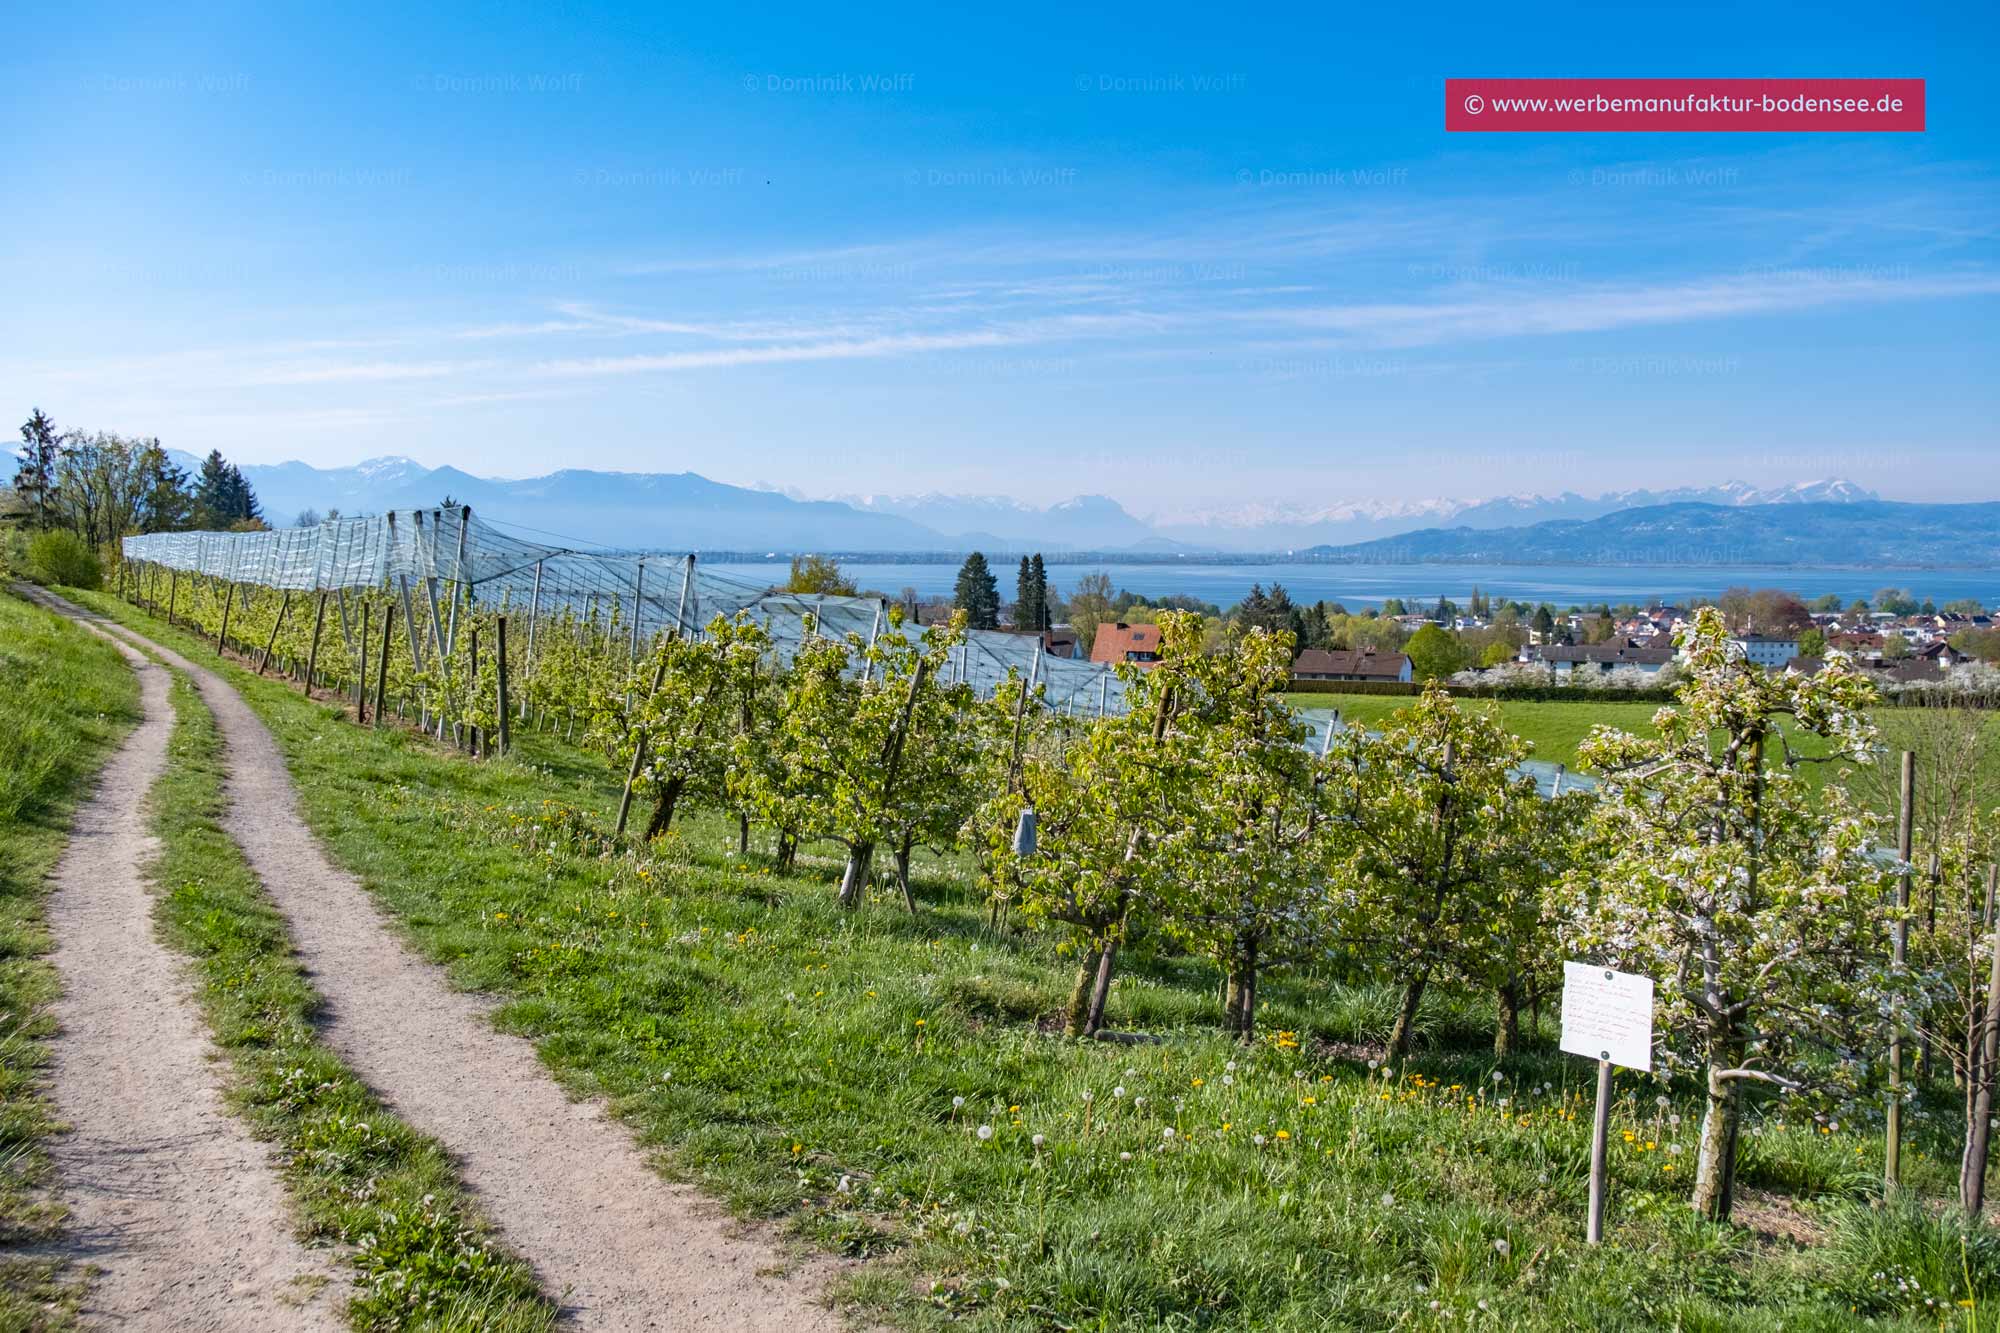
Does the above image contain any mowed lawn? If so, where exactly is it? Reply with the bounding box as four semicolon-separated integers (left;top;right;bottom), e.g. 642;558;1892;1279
1284;690;2000;807
65;590;2000;1330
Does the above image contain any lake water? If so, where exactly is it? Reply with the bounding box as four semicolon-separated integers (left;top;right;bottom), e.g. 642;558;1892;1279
705;561;2000;611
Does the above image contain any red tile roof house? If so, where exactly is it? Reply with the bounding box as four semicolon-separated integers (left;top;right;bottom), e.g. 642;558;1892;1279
1289;647;1414;683
1089;622;1164;669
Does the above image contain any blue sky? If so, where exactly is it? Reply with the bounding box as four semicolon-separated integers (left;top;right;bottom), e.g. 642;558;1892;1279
4;1;1995;515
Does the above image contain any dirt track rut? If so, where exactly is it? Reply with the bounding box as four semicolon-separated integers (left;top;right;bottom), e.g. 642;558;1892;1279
27;589;345;1329
39;590;850;1331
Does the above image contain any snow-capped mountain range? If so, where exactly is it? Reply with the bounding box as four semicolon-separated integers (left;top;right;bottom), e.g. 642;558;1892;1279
1148;479;1877;550
158;449;1883;555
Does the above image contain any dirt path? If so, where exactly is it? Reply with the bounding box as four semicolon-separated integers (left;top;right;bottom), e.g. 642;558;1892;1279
42;592;853;1331
25;590;345;1330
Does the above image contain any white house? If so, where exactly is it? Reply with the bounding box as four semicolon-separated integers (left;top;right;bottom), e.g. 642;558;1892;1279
1728;634;1800;668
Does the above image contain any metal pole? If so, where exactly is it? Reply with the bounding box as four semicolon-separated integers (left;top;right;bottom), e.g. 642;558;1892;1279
673;554;695;639
860;601;884;684
629;559;646;661
525;559;544;665
443;506;470;657
1887;749;1915;1191
1962;863;2000;1216
1587;1058;1613;1244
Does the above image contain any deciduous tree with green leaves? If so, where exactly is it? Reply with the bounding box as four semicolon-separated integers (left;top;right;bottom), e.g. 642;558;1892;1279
1323;685;1540;1060
1563;606;1898;1222
593;613;770;840
1149;623;1336;1041
1002;613;1197;1035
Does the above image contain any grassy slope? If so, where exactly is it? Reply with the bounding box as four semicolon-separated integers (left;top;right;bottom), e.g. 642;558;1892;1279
0;590;140;1327
145;670;555;1331
76;591;1987;1331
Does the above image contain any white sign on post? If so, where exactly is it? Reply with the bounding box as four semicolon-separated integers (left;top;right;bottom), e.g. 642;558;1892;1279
1560;961;1655;1072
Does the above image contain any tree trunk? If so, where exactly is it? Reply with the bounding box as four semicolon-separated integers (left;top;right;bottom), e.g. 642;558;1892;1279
1064;950;1102;1037
895;833;917;915
643;776;685;841
1084;936;1120;1035
1236;939;1258;1044
1692;1060;1743;1221
775;832;797;874
737;814;750;856
1494;979;1521;1059
837;841;874;908
1387;973;1428;1060
1223;975;1243;1033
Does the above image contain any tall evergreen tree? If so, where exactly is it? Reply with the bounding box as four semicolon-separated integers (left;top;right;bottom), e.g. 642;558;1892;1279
135;442;195;533
953;551;1001;629
1016;556;1037;628
1030;553;1048;628
13;409;61;527
193;449;262;527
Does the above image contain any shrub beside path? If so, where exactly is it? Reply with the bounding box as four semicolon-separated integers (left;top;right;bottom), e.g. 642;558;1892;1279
24;588;346;1328
35;588;854;1332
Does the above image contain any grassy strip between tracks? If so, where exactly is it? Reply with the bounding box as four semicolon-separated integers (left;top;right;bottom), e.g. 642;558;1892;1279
144;663;556;1331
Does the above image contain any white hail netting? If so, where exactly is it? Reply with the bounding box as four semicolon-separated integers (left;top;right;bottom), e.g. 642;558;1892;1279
1294;708;1596;797
123;507;1137;714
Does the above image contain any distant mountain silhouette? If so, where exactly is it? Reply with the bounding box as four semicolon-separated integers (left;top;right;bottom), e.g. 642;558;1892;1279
1300;500;2000;568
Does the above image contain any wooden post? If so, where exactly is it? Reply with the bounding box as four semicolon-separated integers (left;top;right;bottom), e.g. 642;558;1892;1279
259;591;292;674
468;626;481;754
216;581;234;654
305;592;328;697
495;615;511;755
355;602;371;724
374;604;393;729
1587;1057;1613;1243
1887;750;1915;1191
167;568;179;625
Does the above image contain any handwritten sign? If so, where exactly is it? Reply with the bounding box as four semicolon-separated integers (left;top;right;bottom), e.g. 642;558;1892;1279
1560;961;1654;1072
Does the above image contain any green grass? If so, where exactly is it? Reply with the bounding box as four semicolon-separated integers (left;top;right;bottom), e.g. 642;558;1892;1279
1283;690;2000;808
0;588;141;1328
74;590;1992;1330
143;667;555;1331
